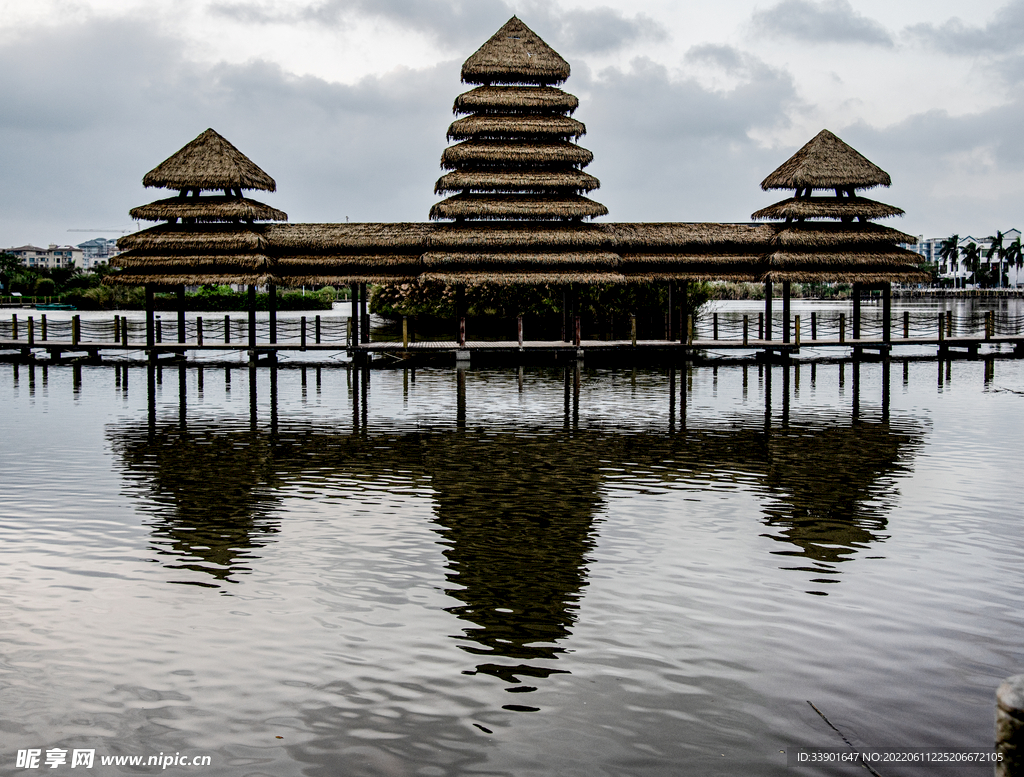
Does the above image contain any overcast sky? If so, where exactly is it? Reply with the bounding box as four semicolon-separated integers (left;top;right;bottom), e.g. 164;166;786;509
1;0;1021;247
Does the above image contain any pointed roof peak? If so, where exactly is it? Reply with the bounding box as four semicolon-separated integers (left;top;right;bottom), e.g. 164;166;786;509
461;17;570;86
761;129;892;191
142;129;277;193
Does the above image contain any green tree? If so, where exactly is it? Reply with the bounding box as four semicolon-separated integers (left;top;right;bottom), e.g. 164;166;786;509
962;241;982;286
985;231;1007;289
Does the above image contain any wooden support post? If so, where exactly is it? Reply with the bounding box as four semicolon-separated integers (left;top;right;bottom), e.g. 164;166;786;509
903;310;910;339
27;316;34;346
986;310;993;341
811;311;817;340
782;280;791;344
350;284;359;346
517;315;523;347
155;316;162;344
300;316;307;351
121;316;128;347
713;312;718;341
679;283;689;344
315;315;321;344
402;316;409;349
630;314;637;347
852;282;861;340
938;313;945;341
11;314;18;340
562;288;569;342
455;284;465;346
113;315;120;343
460;317;467;348
667;280;674;341
41;315;47;341
839;312;846;343
758;312;764;340
72;315;81;347
794;315;800;346
176;285;186;344
247;285;256;350
145;285;155;349
743;315;749;345
687;315;694;345
882;282;892;345
574;315;581;346
197;317;204;347
945;309;952;338
764;281;773;341
224;315;231;344
268;283;277;344
360;283;370;344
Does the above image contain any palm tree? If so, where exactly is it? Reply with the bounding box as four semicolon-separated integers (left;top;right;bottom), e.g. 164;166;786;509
986;231;1007;289
938;234;960;287
1005;237;1022;288
962;241;982;286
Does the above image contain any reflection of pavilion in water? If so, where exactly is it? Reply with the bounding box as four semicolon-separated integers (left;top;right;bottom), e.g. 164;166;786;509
110;361;923;701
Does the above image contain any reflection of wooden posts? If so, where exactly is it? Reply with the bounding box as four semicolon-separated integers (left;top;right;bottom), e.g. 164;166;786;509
268;283;277;344
782;280;791;344
852;282;861;340
743;315;749;345
903;310;910;339
145;285;155;349
882;282;892;345
176;284;186;344
996;674;1024;777
764;281;773;340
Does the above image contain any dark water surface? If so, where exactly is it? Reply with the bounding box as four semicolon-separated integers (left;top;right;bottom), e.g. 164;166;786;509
1;357;1022;776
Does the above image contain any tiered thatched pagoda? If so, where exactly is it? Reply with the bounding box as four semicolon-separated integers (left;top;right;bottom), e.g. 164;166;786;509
117;128;286;287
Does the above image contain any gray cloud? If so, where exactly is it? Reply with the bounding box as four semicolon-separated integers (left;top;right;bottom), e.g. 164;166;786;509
907;0;1024;54
750;0;894;47
208;0;667;56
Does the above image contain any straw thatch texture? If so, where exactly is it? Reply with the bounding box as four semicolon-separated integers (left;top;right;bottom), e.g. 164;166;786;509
771;223;916;247
113;252;269;269
752;197;904;221
118;225;270;252
422;251;620;267
612;222;775;249
429;223;615;249
619;252;764;265
447;115;585;140
767;248;924;266
262;223;432;252
441;140;594;169
461;17;570;85
419;271;625;285
455;86;578;115
622;267;762;282
435;170;600;194
430;194;608;221
762;267;929;283
760;130;892;191
275;255;421;268
142;129;277;192
130;197;287;223
106;269;273;287
274;271;419;285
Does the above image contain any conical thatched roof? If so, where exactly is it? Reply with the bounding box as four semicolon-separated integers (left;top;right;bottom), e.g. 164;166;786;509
461;17;569;86
441;140;594;170
430;194;608;221
447;115;586;140
435;170;600;194
760;130;891;192
752;196;904;221
129;196;287;223
142;128;277;192
455;86;578;115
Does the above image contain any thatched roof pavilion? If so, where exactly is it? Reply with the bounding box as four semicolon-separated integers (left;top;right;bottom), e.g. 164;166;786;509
109;20;925;294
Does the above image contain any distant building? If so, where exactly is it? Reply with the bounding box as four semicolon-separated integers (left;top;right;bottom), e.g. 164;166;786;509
4;244;84;271
903;230;1022;287
76;237;121;270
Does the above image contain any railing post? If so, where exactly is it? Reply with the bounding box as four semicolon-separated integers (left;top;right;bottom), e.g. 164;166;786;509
811;311;817;341
574;315;581;347
903;310;910;339
794;315;801;347
713;312;718;340
630;314;637;347
946;310;953;338
72;315;81;347
839;312;846;344
121;317;128;347
403;315;409;349
155;316;162;344
300;316;307;351
743;315;749;345
197;317;204;347
460;316;467;348
517;315;523;347
27;316;34;346
938;313;945;342
41;315;47;342
113;315;120;343
758;312;764;340
224;315;231;344
687;315;694;345
315;315;321;344
11;314;18;340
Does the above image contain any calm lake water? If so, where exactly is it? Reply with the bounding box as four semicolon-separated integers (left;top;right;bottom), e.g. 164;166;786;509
2;346;1023;775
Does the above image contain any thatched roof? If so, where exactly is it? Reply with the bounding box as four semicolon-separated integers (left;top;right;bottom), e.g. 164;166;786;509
434;170;599;194
441;140;593;169
612;222;775;249
454;86;578;115
130;196;287;223
142;129;277;192
429;223;615;249
420;271;625;285
619;252;764;265
275;255;421;268
105;269;273;287
752;197;904;221
422;251;620;267
622;267;762;282
771;223;916;247
447;115;585;140
762;267;929;283
461;17;570;86
112;252;270;269
767;248;924;266
760;130;892;191
262;223;432;252
430;194;608;221
273;272;420;285
117;224;269;252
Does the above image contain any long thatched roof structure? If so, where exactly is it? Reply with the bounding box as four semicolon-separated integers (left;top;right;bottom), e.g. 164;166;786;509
111;18;926;289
